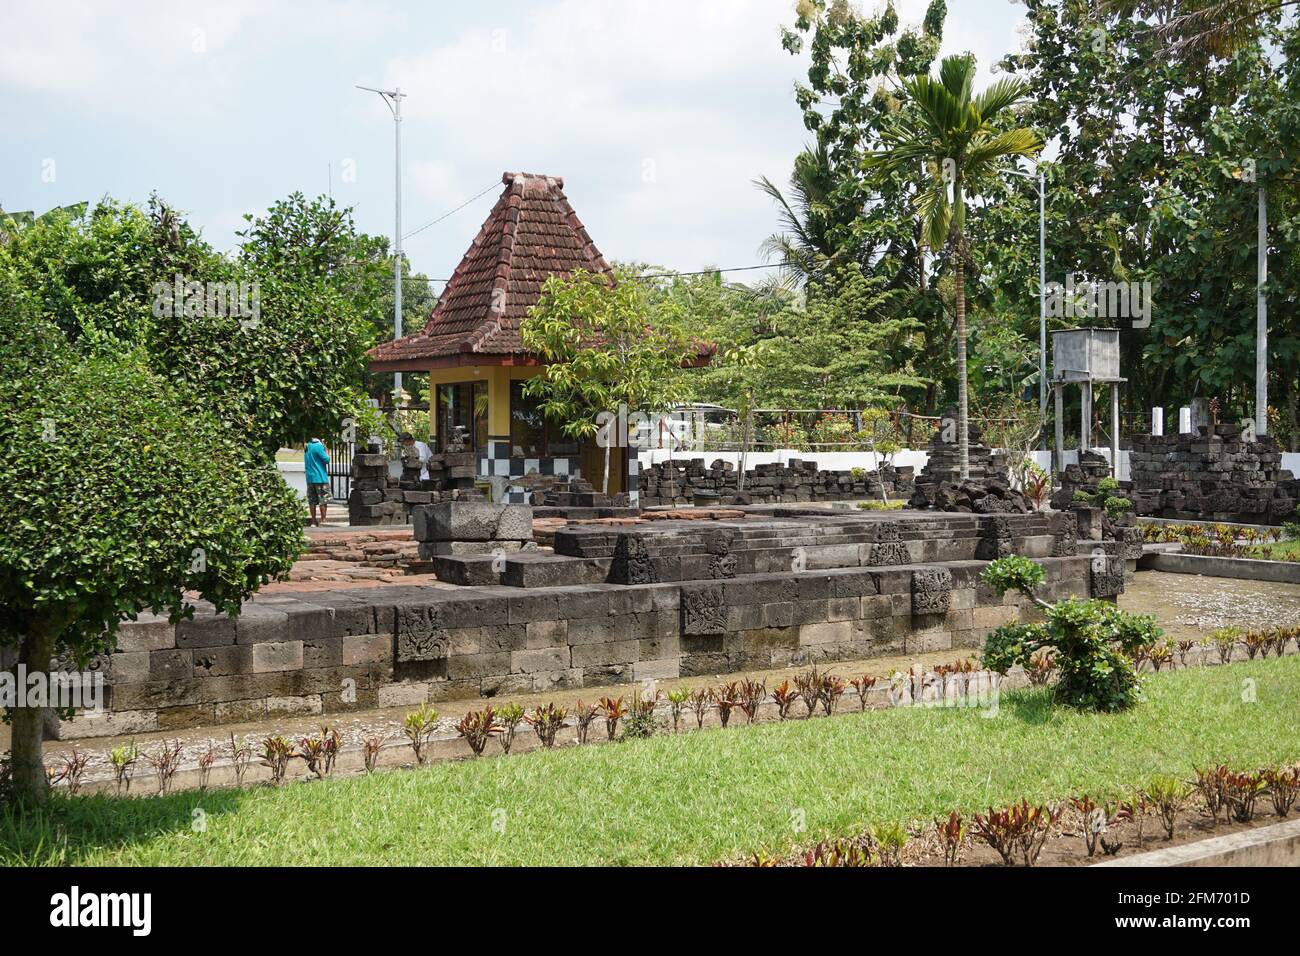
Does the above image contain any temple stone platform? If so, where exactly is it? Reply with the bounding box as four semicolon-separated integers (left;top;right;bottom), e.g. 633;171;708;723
59;508;1117;738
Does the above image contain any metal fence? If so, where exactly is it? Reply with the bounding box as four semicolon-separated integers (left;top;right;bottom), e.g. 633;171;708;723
325;438;355;502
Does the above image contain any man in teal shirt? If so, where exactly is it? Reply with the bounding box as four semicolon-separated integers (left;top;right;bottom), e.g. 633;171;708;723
304;438;331;526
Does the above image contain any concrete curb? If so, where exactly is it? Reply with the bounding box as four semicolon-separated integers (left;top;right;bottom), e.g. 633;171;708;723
1095;817;1300;867
1139;551;1300;584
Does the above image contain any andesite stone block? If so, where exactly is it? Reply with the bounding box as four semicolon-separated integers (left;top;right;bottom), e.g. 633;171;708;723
911;567;953;616
251;640;304;674
176;615;236;649
412;501;533;542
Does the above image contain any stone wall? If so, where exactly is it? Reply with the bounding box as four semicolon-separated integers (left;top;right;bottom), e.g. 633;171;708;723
347;444;482;526
1129;426;1300;524
638;457;914;507
59;536;1099;739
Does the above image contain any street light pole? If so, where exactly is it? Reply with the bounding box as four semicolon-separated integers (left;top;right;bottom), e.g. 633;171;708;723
1038;167;1047;416
357;84;407;404
1257;183;1268;435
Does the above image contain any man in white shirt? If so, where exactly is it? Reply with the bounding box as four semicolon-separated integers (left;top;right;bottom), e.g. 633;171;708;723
399;432;434;480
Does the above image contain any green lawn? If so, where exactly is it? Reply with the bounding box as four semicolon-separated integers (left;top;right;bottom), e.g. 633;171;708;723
4;657;1299;866
1249;539;1300;562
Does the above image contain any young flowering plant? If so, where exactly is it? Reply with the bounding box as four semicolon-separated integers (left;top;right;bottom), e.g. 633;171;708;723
979;556;1161;712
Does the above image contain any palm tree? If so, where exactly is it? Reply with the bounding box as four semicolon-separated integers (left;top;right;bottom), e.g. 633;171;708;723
754;143;838;290
1108;1;1297;60
864;55;1041;479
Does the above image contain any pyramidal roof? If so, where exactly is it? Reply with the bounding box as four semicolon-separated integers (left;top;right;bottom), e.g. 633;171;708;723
368;171;613;370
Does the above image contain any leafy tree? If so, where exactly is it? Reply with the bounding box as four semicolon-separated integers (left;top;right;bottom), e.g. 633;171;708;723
745;265;925;410
865;55;1042;477
755;142;842;288
0;194;388;455
368;256;438;404
521;269;697;493
0;272;302;803
1115;0;1300;61
781;0;946;270
234;191;437;407
0;193;390;800
781;1;956;412
1000;1;1300;445
645;268;789;409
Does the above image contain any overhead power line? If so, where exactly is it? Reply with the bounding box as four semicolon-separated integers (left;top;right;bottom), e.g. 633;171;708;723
402;180;500;241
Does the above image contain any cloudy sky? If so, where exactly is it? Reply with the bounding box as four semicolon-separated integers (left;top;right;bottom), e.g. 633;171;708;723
1;0;1027;288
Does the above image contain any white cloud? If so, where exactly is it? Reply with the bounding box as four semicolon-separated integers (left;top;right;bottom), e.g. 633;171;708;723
0;0;1028;275
0;0;402;118
386;0;808;274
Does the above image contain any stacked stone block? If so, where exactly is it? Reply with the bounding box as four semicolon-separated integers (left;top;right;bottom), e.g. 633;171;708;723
347;446;482;527
60;507;1109;739
537;478;627;508
64;549;1096;738
412;501;536;558
1128;425;1300;523
908;410;1022;512
638;457;914;507
1050;450;1113;510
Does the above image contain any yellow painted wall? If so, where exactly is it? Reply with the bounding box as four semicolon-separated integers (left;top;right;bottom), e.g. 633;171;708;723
424;365;544;442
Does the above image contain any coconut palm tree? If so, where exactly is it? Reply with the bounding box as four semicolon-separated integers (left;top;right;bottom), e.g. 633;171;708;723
1109;1;1297;60
754;142;842;290
864;55;1041;479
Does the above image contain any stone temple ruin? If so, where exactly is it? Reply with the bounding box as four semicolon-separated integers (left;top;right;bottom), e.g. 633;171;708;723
1128;425;1300;524
63;501;1124;739
638;457;915;507
908;411;1033;513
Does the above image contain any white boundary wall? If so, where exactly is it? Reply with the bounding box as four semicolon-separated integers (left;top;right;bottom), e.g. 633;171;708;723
278;461;307;500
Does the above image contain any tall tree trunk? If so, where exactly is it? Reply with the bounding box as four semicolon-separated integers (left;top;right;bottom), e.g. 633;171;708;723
602;443;611;496
11;618;57;804
955;255;969;480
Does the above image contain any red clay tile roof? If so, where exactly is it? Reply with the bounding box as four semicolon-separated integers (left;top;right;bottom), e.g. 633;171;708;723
368;171;613;370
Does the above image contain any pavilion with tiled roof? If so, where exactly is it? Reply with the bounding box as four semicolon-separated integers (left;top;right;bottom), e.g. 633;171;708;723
367;171;650;500
369;171;614;371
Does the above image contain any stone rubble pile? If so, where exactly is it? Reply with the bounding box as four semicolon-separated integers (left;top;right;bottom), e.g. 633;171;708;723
1050;450;1114;510
908;410;1021;512
536;478;627;509
909;477;1034;513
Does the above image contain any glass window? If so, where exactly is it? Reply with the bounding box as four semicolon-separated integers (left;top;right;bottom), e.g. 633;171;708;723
510;381;545;457
509;380;580;457
436;382;488;451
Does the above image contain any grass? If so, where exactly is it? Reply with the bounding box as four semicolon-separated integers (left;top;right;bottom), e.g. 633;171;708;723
1248;539;1300;562
4;656;1300;866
